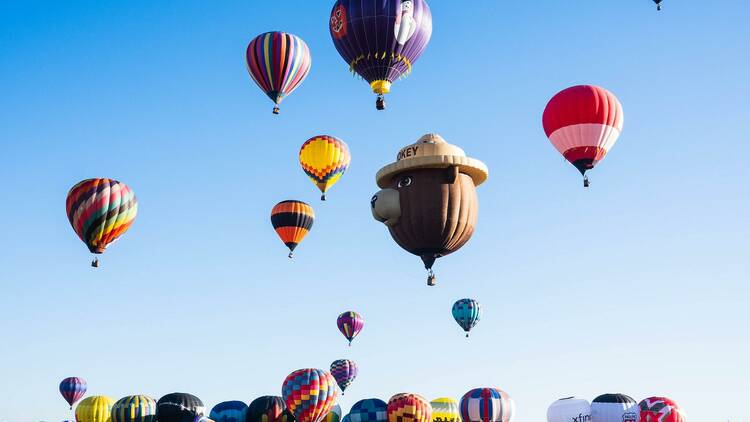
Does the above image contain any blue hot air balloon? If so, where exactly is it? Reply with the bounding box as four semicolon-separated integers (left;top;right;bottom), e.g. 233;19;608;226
452;299;482;337
209;401;248;422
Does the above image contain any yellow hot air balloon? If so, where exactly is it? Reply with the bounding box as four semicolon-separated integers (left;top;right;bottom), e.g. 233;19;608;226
299;135;351;201
430;398;459;422
76;395;114;422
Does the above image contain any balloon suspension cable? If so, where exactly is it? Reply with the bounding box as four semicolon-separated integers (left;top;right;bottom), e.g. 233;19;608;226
376;95;386;111
91;256;100;268
288;251;294;259
273;106;280;115
427;269;436;286
583;175;590;188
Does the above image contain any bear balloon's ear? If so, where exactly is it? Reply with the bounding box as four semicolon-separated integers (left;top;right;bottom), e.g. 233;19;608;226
446;166;459;184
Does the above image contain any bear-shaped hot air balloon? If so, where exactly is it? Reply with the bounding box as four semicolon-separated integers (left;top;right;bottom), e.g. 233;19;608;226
370;134;488;286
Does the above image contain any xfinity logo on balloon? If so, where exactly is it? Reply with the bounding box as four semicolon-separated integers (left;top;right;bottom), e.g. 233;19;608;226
571;414;591;422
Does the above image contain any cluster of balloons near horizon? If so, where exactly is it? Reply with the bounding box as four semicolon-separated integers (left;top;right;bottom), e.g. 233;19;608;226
547;394;685;422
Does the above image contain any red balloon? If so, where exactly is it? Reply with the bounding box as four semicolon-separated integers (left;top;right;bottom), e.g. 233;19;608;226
638;397;684;422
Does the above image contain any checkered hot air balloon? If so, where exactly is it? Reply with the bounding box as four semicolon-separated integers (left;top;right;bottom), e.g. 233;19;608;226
387;394;431;422
542;85;624;187
282;368;338;422
66;178;138;267
451;299;482;338
111;395;157;422
59;377;87;409
271;200;314;258
329;0;433;110
349;399;388;422
459;388;515;422
299;135;351;201
638;397;684;422
430;398;459;422
337;311;364;346
330;359;358;394
246;32;311;115
321;405;342;422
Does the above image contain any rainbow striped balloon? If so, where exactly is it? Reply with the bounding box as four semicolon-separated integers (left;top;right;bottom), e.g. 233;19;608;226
66;178;137;267
299;135;351;201
282;368;338;422
246;31;312;114
111;395;157;422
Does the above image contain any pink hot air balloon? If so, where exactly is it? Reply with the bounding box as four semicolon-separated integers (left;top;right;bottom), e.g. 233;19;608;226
337;311;364;346
59;377;87;409
542;85;624;187
638;397;685;422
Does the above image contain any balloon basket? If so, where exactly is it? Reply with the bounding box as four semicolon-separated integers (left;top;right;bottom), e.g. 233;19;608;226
273;106;280;115
376;96;385;110
91;257;99;268
427;270;436;286
321;194;326;201
583;175;590;188
288;252;294;259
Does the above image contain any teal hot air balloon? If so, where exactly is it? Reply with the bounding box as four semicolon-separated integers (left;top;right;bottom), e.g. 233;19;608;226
209;401;247;422
452;299;482;337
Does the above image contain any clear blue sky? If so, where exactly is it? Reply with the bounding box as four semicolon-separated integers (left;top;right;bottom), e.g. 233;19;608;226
1;1;749;421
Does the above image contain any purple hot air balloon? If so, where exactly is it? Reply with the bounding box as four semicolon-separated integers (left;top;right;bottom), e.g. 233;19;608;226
337;311;364;346
59;377;87;409
329;0;433;110
330;359;358;394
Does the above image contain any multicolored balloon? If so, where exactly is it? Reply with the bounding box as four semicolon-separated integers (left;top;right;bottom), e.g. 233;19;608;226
638;397;684;422
459;388;515;422
247;396;293;422
66;178;138;267
349;399;387;422
75;396;114;422
112;395;157;422
591;394;637;422
60;377;87;409
210;401;248;422
542;85;624;187
321;405;342;422
430;398;459;422
271;200;314;258
546;397;590;422
282;368;338;422
156;393;205;422
451;299;482;337
330;359;358;394
246;31;312;114
299;135;351;201
387;394;431;422
337;311;364;346
329;0;433;110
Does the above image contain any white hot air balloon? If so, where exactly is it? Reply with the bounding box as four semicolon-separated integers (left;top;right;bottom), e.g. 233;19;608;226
547;397;591;422
591;394;638;422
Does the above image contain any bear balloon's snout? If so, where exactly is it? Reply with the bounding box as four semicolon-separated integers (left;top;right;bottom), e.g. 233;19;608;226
371;188;401;226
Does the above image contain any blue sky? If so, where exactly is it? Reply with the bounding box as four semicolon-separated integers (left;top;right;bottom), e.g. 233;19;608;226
1;1;749;420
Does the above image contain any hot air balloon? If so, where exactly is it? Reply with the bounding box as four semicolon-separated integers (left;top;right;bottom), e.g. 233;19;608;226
60;377;87;409
370;134;488;285
638;397;684;422
282;368;338;422
76;396;114;422
246;396;293;422
387;394;431;422
299;135;351;201
459;388;515;422
349;399;387;422
546;397;590;422
430;398;459;422
342;415;351;422
156;393;205;422
452;299;482;337
337;311;364;346
542;85;624;187
112;395;157;422
246;31;312;114
330;359;358;394
322;405;342;422
66;178;138;267
210;401;248;422
329;0;433;110
271;200;314;258
591;394;637;422
653;0;663;10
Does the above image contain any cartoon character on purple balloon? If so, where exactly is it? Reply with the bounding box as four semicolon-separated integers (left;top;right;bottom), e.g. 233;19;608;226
395;0;417;45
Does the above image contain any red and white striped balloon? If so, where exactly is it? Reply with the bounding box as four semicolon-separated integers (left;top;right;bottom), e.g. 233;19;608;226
542;85;624;185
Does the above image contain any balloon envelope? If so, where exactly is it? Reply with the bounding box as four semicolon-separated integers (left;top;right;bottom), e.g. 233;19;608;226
60;377;87;408
546;397;590;422
112;395;157;422
459;388;515;422
430;398;459;422
282;368;338;422
156;393;205;422
321;405;342;422
638;397;684;422
330;359;358;393
76;396;114;422
299;135;351;200
349;399;387;422
451;299;482;336
210;401;248;422
271;200;314;257
387;394;431;422
337;311;364;345
591;394;637;422
246;396;293;422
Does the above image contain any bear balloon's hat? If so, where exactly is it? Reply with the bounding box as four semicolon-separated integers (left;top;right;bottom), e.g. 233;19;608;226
376;133;489;188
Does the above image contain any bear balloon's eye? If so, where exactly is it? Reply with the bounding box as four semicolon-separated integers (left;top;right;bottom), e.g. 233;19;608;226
398;176;412;188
